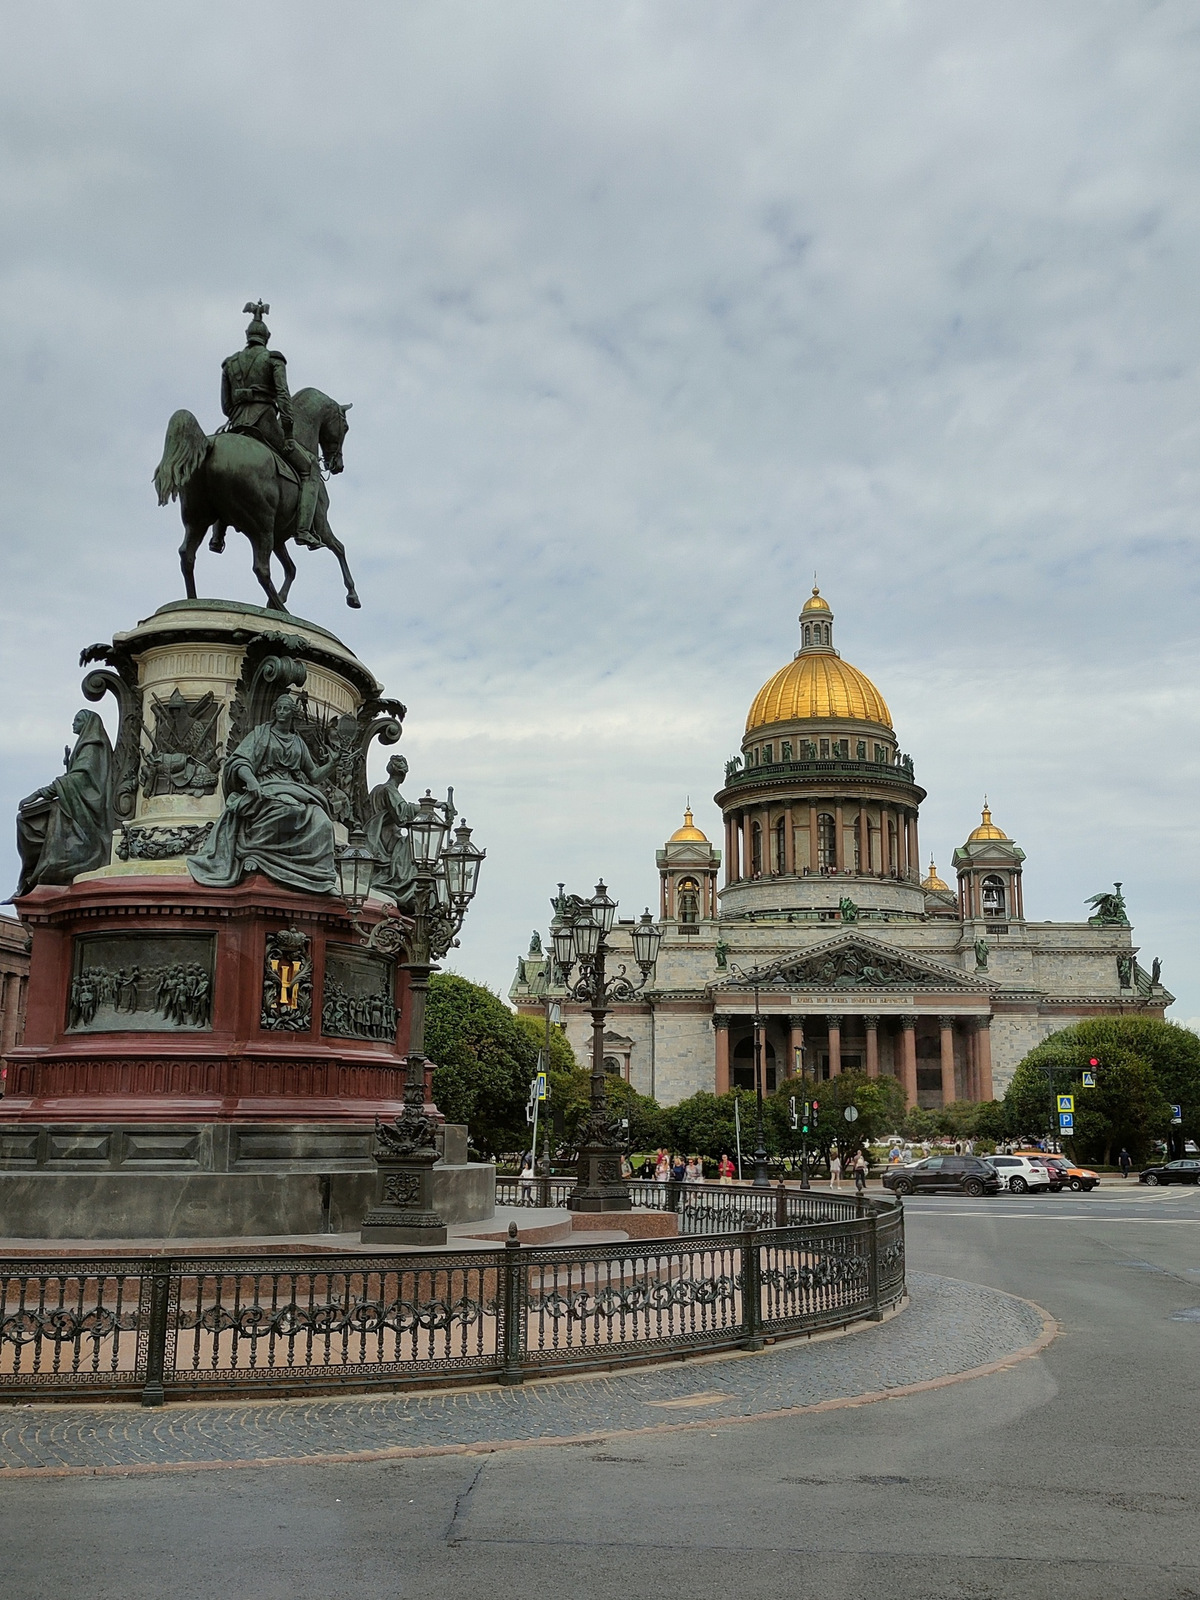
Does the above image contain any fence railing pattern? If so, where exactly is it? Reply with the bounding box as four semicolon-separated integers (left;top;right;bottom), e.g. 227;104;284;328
0;1192;904;1406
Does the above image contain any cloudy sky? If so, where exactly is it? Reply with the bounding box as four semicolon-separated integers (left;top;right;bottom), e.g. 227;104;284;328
2;2;1199;1022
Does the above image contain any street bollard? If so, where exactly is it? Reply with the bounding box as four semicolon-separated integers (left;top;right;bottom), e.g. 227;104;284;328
499;1221;526;1384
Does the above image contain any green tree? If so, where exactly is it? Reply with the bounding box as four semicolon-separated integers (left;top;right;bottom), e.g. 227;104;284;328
666;1090;757;1165
1009;1017;1197;1161
770;1073;905;1167
426;974;540;1157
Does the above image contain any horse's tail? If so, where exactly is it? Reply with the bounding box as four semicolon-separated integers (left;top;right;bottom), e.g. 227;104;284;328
153;410;210;505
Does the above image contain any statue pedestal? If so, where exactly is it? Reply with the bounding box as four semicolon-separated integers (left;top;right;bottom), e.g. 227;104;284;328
3;874;415;1123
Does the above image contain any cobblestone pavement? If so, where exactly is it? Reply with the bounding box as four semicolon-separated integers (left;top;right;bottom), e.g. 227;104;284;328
0;1273;1048;1473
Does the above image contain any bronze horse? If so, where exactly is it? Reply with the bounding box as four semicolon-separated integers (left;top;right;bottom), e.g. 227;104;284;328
153;389;358;611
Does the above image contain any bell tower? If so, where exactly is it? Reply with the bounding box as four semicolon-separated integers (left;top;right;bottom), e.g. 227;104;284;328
952;801;1026;927
656;805;720;928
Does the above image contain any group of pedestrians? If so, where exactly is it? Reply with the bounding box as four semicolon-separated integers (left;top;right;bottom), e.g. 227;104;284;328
828;1148;870;1193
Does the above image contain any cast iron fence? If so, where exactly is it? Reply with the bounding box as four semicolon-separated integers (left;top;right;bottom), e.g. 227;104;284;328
0;1192;904;1406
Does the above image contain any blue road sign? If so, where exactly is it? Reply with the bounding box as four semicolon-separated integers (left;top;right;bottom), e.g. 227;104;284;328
1171;1104;1182;1124
1082;1071;1096;1088
1059;1112;1074;1131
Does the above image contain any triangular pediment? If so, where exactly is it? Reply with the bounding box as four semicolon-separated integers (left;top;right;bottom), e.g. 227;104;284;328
712;932;988;993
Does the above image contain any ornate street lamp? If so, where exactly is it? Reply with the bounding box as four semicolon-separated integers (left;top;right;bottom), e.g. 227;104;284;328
553;883;662;1212
729;961;772;1189
337;790;485;1245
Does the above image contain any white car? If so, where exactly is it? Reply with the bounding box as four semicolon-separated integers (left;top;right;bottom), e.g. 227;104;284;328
984;1155;1052;1194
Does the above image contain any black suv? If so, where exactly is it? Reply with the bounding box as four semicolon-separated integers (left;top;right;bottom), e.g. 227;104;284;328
882;1154;1001;1198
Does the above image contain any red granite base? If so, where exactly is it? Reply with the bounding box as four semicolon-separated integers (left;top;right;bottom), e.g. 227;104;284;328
566;1210;679;1238
3;873;419;1124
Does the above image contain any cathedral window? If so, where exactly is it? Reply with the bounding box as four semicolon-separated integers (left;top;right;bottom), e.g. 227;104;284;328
819;739;830;758
763;743;773;765
857;740;867;759
751;822;763;876
817;812;837;870
803;624;812;647
982;875;1007;918
774;816;787;872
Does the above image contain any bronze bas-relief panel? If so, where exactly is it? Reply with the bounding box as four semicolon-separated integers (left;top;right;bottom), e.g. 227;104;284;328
67;932;216;1033
321;943;397;1042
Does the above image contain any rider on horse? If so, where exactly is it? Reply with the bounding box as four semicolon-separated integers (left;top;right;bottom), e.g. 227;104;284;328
219;302;321;550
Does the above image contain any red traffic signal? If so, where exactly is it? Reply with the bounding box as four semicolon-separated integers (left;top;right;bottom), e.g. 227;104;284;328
1089;1058;1099;1066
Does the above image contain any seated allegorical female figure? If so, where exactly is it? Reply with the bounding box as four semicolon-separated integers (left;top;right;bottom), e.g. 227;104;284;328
14;709;114;897
187;693;338;894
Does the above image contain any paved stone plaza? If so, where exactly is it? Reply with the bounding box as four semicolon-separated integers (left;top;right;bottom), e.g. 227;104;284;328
2;1184;1198;1598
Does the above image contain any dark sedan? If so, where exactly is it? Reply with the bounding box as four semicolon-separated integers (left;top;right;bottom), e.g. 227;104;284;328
1139;1159;1200;1186
882;1154;1001;1198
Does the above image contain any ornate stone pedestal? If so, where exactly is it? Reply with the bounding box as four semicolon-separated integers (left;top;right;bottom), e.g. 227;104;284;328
0;596;495;1240
360;1114;455;1246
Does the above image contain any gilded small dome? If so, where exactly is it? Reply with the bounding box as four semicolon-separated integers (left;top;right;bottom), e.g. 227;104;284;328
922;857;950;892
746;653;892;732
669;806;708;844
967;803;1008;843
801;585;831;615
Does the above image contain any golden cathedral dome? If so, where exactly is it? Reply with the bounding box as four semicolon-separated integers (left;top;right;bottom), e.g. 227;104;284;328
967;803;1008;842
801;585;831;614
668;806;709;843
746;653;892;732
921;857;949;892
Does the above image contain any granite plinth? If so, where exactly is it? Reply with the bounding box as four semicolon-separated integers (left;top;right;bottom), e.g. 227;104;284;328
0;1160;494;1240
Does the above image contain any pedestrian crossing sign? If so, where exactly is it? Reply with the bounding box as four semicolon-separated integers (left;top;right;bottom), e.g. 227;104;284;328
1057;1094;1074;1113
1082;1071;1096;1087
535;1073;548;1101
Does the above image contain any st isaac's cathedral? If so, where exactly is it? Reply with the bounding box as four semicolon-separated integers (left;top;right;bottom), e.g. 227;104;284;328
512;588;1171;1106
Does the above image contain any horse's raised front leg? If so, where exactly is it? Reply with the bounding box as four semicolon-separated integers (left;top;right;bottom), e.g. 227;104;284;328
320;523;361;609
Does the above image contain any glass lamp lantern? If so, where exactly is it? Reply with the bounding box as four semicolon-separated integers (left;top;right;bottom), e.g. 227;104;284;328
631;909;664;969
552;922;576;972
408;791;451;869
442;819;485;906
335;827;378;915
590;881;618;934
572;915;601;963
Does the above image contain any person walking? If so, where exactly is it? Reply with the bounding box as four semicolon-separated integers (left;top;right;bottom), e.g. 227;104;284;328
829;1150;843;1190
853;1149;868;1195
1119;1148;1132;1180
519;1154;535;1205
718;1153;735;1184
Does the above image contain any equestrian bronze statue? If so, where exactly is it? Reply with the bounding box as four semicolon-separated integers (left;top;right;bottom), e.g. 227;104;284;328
154;303;359;611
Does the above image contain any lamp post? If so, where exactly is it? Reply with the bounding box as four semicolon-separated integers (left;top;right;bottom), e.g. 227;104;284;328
336;793;485;1245
728;962;771;1189
552;883;662;1212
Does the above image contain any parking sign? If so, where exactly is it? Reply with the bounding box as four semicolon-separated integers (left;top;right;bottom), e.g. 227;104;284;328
1059;1112;1074;1131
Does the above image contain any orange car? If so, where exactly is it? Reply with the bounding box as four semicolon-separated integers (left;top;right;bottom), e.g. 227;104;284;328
1017;1152;1098;1192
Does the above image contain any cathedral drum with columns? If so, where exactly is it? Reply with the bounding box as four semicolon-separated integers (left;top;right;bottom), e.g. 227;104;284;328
513;588;1172;1107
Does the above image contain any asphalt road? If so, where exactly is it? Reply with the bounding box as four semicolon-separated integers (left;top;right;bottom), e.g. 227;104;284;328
3;1183;1198;1600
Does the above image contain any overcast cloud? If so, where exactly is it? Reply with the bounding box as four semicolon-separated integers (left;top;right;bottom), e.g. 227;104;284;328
2;1;1199;1022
